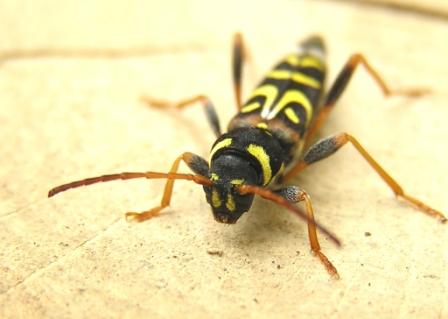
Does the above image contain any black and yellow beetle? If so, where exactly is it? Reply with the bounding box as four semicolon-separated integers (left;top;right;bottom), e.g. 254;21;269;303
49;34;446;278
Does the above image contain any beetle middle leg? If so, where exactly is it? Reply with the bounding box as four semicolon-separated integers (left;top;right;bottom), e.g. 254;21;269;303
282;133;446;223
140;94;222;137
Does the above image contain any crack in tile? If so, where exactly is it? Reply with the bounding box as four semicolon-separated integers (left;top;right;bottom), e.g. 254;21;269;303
0;198;44;219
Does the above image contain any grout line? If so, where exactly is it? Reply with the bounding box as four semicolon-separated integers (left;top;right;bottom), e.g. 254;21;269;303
0;44;213;65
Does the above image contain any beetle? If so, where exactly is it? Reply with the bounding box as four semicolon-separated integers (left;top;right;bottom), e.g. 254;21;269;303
49;33;446;278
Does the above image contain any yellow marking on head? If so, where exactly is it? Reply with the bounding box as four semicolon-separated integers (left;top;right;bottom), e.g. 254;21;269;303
267;70;321;89
211;189;222;208
211;173;219;181
248;85;278;118
284;54;325;71
226;194;236;212
284;107;300;124
247;144;272;185
230;178;245;185
256;122;268;129
265;90;313;124
241;102;261;113
210;138;232;159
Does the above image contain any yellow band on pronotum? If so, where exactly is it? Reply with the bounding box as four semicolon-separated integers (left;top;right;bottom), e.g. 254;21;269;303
247;144;272;185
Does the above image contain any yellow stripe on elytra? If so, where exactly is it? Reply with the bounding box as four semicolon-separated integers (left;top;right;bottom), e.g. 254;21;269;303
265;90;313;124
241;102;261;113
300;56;325;70
285;54;324;71
284;107;300;124
247;85;278;118
267;70;321;89
210;138;232;159
285;55;301;67
247;144;272;185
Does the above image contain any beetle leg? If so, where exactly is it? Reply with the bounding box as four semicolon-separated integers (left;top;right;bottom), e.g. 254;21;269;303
283;133;446;223
306;53;429;144
126;152;209;222
140;94;221;137
275;186;340;278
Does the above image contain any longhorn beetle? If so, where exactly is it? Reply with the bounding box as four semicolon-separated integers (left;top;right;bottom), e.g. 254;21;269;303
49;34;446;278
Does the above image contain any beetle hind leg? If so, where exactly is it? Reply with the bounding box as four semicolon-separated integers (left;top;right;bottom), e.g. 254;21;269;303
305;53;429;145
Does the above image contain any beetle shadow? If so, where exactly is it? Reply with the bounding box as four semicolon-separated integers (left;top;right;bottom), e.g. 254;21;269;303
211;170;343;257
215;196;308;254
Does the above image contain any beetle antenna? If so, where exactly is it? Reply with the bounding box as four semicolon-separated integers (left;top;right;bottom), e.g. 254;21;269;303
48;171;212;197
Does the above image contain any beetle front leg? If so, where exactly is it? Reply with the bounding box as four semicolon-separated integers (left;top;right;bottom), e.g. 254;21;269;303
126;152;209;222
276;186;340;279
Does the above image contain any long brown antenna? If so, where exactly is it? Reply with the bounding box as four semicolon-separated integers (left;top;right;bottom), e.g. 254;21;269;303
237;185;341;247
48;171;212;197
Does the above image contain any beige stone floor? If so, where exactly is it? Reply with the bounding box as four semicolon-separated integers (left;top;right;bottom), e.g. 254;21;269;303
1;1;447;318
